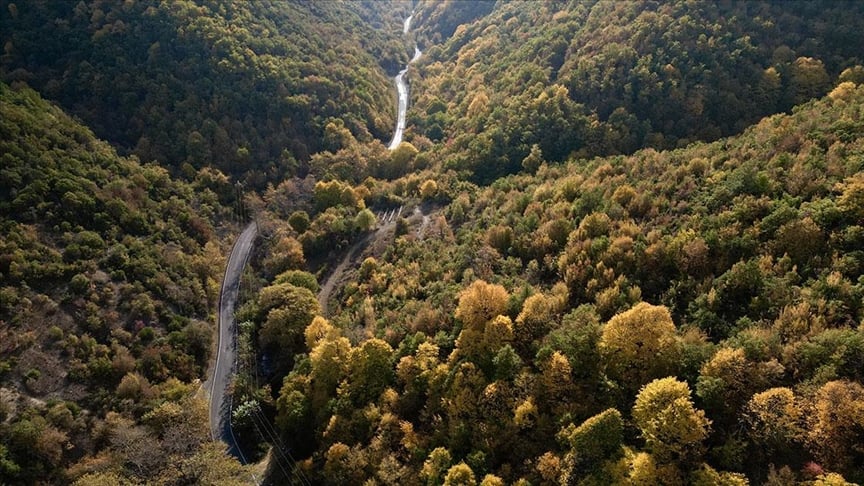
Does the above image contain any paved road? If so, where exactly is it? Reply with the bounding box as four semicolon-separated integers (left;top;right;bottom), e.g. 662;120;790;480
210;221;257;460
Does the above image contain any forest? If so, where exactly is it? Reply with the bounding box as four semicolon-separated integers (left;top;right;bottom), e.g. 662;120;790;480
1;0;864;485
0;81;251;483
0;0;410;187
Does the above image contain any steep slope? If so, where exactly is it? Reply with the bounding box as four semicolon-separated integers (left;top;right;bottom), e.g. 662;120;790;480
270;82;864;484
0;0;411;185
412;0;495;45
0;82;247;483
5;1;864;484
409;0;864;183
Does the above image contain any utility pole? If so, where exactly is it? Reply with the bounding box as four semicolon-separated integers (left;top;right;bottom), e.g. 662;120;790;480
235;181;245;223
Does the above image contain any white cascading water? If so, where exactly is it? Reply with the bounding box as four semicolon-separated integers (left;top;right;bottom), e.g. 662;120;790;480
388;14;421;150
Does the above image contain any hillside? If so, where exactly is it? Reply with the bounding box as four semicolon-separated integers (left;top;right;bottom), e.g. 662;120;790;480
253;83;864;484
2;1;864;485
408;0;864;183
0;0;411;186
0;81;248;484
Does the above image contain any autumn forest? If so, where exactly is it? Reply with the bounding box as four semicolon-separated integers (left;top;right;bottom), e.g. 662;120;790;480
2;1;864;485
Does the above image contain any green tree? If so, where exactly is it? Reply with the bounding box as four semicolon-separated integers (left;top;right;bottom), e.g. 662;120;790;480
558;408;624;481
275;387;310;436
354;208;377;232
421;447;453;486
492;344;522;381
288;210;311;233
343;338;394;406
388;142;419;178
274;269;319;293
521;144;544;173
258;283;321;359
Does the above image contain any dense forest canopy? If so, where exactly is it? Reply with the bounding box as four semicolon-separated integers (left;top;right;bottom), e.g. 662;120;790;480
2;0;864;485
0;0;412;186
0;81;251;483
249;79;864;486
409;0;864;183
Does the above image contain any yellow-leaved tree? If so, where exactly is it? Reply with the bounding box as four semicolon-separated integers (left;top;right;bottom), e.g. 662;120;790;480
743;387;803;466
454;279;509;332
599;302;680;396
696;347;782;426
443;462;477;486
633;377;710;462
805;380;864;476
342;338;394;406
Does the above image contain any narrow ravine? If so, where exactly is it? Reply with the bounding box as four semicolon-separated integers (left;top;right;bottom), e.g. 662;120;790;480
318;13;423;317
320;13;421;315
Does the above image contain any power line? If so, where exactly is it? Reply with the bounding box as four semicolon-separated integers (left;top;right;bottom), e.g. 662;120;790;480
257;406;311;486
256;403;311;485
225;392;261;485
234;317;310;484
248;409;295;483
250;405;311;486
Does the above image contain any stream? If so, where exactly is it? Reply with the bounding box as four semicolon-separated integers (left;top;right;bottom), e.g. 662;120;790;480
388;13;421;150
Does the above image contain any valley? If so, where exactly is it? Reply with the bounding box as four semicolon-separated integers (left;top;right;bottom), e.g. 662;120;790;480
2;1;864;485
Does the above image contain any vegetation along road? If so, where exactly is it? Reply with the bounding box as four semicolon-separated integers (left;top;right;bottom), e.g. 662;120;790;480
209;221;257;460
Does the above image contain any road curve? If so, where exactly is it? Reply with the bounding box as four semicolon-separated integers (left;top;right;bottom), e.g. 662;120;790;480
210;221;257;460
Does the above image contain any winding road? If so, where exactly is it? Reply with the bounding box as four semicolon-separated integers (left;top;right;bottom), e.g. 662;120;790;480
209;221;257;460
317;207;407;316
209;9;420;471
318;229;378;316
